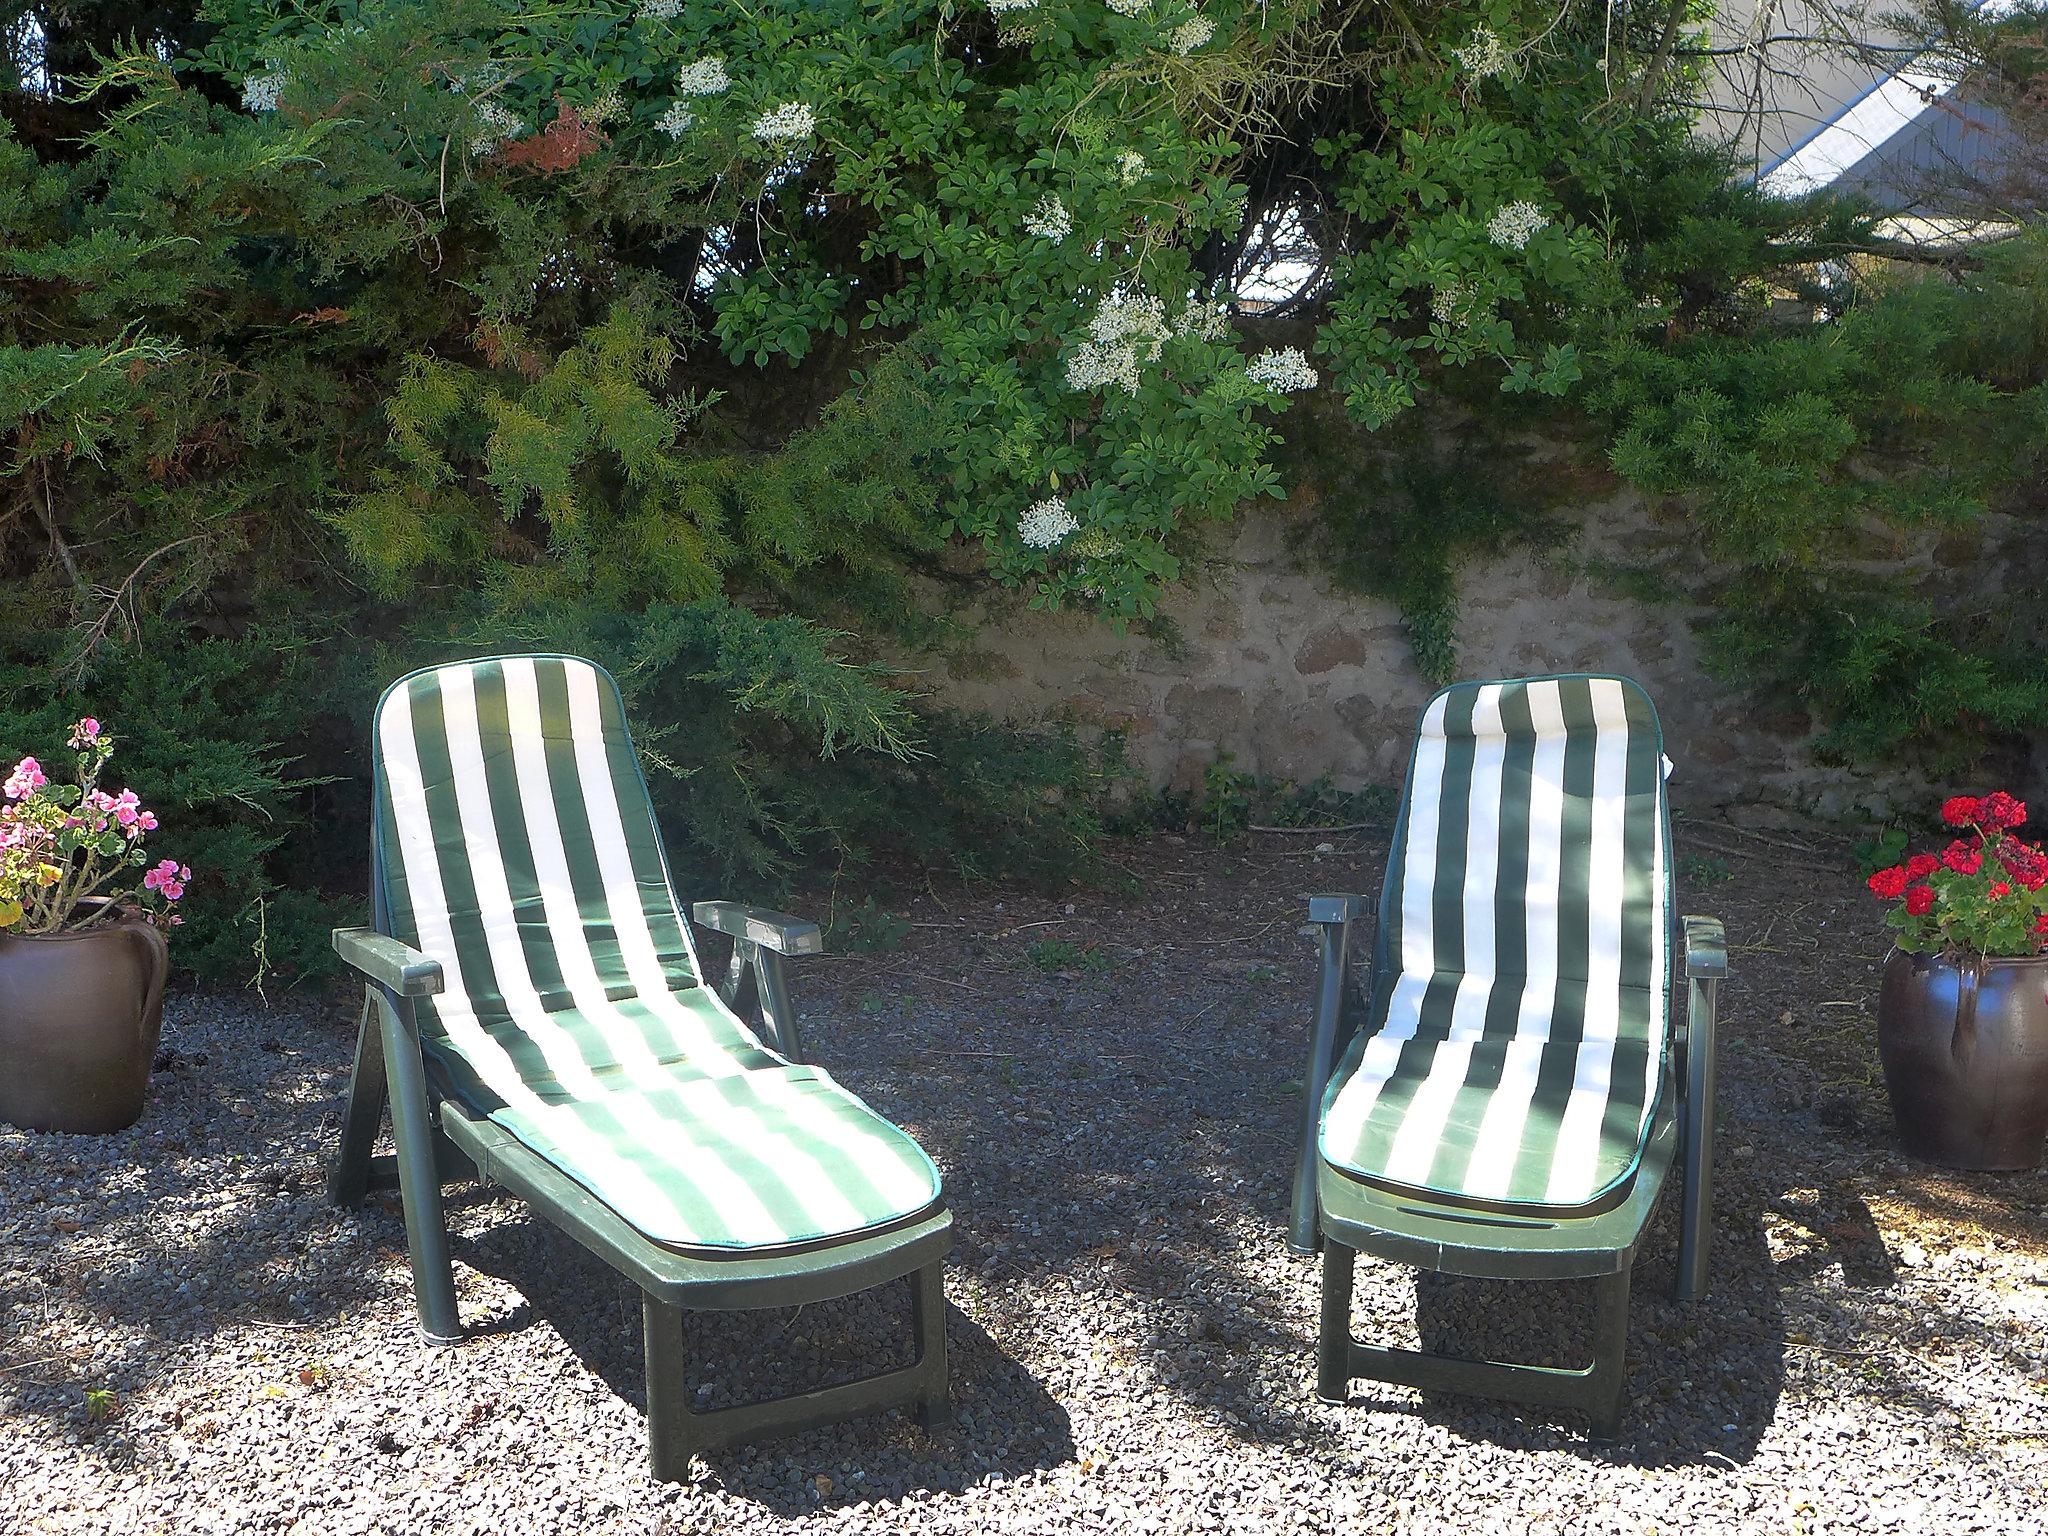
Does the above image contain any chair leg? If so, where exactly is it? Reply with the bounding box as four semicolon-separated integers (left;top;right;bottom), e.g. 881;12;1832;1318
910;1260;952;1428
643;1296;696;1483
377;990;461;1344
1586;1263;1633;1443
1317;1240;1355;1403
1676;977;1719;1303
640;1264;953;1483
327;991;386;1208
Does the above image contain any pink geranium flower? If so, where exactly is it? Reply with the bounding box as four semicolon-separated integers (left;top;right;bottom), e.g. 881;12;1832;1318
4;757;46;800
67;718;101;749
142;860;189;902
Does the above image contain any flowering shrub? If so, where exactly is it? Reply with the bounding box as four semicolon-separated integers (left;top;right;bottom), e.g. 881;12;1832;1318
174;0;1315;622
0;719;189;934
8;1;2046;985
1867;793;2048;958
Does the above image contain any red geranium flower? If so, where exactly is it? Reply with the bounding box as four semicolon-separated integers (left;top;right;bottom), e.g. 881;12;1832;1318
1941;795;1982;827
1996;838;2048;891
1942;840;1982;876
2037;913;2048;935
1903;852;1938;880
1979;791;2027;830
1904;885;1936;916
1987;881;2012;900
1867;866;1910;900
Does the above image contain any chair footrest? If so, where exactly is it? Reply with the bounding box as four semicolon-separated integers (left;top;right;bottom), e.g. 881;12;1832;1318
659;1360;937;1458
1319;1242;1632;1440
1338;1340;1598;1409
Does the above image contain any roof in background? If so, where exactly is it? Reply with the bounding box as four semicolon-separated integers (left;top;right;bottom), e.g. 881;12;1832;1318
1694;0;2023;207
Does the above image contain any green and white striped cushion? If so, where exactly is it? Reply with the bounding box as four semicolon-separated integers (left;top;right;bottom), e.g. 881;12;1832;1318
372;654;941;1251
1319;676;1674;1214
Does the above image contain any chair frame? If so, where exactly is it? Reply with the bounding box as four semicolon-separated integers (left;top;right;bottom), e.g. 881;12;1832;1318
1290;893;1725;1441
328;899;951;1481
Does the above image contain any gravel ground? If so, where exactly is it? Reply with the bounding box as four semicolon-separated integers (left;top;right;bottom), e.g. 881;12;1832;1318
4;825;2044;1535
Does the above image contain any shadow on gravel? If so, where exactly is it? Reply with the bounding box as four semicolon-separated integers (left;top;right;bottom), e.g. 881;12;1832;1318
456;1214;1075;1512
1381;1197;1788;1467
1767;1182;1897;1288
0;1060;385;1453
1883;1163;2048;1243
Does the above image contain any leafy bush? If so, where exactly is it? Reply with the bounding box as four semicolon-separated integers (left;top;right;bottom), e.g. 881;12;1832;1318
4;1;2045;988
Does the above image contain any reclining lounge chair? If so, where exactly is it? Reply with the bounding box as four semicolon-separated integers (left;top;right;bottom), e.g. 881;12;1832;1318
327;654;951;1479
1289;674;1725;1439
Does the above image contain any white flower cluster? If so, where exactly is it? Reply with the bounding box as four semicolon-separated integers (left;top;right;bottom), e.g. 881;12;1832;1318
1486;199;1548;250
1066;291;1235;394
587;86;625;125
1246;346;1317;393
1116;150;1147;184
1066;292;1169;394
470;100;524;155
655;102;695;139
676;56;732;96
1430;279;1474;325
1019;497;1079;551
989;0;1039;10
1066;343;1141;394
1175;297;1230;341
1024;194;1072;244
1452;25;1509;79
241;65;287;113
638;0;685;17
751;101;817;143
1106;0;1151;15
1094;292;1170;350
1168;15;1215;54
448;61;509;95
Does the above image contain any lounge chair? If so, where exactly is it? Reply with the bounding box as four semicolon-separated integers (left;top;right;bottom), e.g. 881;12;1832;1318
1288;674;1725;1439
327;654;951;1479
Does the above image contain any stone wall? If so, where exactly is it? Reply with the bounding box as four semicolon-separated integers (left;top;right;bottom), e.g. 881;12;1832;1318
909;486;1978;818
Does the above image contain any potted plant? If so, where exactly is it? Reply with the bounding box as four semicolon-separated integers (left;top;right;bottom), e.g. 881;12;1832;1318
0;718;189;1134
1867;791;2048;1171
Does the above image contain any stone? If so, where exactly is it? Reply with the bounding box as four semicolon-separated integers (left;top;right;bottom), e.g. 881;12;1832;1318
945;647;1019;683
1757;709;1813;741
1251;694;1327;783
1333;694;1409;759
1163;684;1247;744
1292;624;1369;676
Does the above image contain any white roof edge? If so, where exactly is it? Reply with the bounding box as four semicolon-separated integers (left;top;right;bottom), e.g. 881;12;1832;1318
1754;0;2022;197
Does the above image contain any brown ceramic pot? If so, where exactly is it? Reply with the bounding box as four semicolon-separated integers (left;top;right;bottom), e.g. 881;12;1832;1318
1876;949;2048;1171
0;906;169;1134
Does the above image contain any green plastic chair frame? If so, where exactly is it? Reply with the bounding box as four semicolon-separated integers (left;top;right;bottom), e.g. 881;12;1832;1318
328;878;951;1480
1290;893;1726;1441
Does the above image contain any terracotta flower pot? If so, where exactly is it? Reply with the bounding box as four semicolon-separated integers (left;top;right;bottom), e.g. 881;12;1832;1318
1877;949;2048;1171
0;907;169;1134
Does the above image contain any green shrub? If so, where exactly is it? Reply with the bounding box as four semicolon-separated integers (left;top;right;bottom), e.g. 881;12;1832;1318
5;0;2045;985
0;631;353;983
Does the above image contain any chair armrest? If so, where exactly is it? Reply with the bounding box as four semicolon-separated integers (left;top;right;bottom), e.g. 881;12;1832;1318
1683;915;1727;979
1307;893;1370;926
333;926;444;998
691;901;824;956
1291;893;1370;1252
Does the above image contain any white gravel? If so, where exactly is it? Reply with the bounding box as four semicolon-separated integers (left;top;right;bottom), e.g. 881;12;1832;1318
4;845;2045;1535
